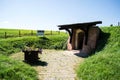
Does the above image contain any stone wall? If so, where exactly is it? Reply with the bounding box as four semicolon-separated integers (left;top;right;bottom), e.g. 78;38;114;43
81;27;100;54
66;27;100;55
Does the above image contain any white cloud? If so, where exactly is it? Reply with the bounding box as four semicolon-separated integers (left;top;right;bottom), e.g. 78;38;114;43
3;21;9;24
0;21;9;24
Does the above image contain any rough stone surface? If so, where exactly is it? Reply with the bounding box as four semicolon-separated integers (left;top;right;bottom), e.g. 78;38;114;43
82;27;100;54
35;50;84;80
10;50;84;80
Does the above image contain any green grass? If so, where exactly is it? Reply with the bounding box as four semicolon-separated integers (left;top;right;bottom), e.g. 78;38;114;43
0;34;68;56
0;28;68;56
0;29;37;38
0;28;66;38
0;29;68;79
76;26;120;80
0;54;38;80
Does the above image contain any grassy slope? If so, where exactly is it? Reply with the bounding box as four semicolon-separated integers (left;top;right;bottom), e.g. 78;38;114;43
0;34;68;56
0;33;68;80
0;54;38;80
77;26;120;80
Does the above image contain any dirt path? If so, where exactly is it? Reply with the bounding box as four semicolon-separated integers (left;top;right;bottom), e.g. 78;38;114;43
10;50;84;80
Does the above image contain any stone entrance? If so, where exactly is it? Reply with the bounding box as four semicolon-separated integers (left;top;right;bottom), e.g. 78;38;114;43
72;29;85;50
58;21;102;56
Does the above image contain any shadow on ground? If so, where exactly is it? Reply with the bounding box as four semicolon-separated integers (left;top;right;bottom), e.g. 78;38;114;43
23;60;48;66
74;52;89;58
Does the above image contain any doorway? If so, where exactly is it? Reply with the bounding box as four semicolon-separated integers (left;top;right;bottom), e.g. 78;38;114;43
77;32;84;49
75;29;84;50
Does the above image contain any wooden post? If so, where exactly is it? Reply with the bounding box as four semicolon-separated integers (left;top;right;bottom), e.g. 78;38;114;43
58;30;60;34
5;32;7;38
85;27;89;45
31;30;33;35
19;30;21;37
51;30;52;35
118;22;120;26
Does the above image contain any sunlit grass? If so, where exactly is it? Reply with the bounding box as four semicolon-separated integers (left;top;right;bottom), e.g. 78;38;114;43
76;26;120;80
0;54;38;80
0;31;68;79
0;28;67;38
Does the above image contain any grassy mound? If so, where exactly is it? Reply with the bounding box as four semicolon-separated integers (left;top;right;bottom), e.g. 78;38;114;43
76;26;120;80
0;34;68;79
0;35;68;55
0;54;38;80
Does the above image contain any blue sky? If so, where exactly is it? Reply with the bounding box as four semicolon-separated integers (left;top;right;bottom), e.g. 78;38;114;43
0;0;120;30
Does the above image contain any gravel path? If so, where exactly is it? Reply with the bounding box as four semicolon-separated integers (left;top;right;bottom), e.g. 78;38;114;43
35;50;84;80
10;50;84;80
